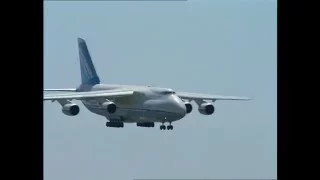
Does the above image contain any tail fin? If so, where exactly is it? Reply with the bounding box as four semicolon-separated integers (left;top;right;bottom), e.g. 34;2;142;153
78;38;101;85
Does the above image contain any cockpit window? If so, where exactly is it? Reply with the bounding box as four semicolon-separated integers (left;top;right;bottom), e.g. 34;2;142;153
150;87;176;95
161;90;175;95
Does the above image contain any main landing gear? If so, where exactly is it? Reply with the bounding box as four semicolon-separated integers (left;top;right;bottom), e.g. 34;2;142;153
106;121;124;128
137;122;154;128
160;122;173;130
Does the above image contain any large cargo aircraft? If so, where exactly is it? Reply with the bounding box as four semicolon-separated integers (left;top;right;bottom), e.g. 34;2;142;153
44;38;250;130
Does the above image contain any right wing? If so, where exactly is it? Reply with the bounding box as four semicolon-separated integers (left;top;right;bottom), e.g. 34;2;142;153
43;89;134;101
176;92;250;102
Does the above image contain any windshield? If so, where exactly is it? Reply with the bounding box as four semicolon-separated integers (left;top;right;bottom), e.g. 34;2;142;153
161;90;175;95
150;87;176;95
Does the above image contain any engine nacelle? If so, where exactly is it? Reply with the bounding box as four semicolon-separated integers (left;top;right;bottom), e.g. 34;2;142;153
198;102;215;115
184;102;193;114
102;101;117;114
62;104;80;116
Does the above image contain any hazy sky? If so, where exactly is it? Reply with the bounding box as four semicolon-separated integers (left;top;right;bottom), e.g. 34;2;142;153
44;1;277;180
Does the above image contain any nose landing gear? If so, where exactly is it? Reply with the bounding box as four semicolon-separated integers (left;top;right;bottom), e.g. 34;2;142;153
160;124;166;130
160;121;173;130
167;121;173;130
167;125;173;130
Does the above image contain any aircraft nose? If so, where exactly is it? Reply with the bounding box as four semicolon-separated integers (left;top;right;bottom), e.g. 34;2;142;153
177;101;187;114
171;95;187;117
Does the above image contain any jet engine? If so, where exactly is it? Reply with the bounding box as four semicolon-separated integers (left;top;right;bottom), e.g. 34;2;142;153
198;102;215;115
102;101;117;113
62;103;80;116
184;102;193;114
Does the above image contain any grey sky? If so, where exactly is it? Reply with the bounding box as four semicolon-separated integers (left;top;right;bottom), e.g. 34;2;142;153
44;1;277;180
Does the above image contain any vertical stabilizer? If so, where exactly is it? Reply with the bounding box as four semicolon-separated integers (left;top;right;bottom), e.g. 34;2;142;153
78;38;100;85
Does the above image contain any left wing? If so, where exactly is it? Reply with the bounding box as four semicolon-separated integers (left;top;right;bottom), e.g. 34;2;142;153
176;92;250;102
43;89;134;101
44;88;77;92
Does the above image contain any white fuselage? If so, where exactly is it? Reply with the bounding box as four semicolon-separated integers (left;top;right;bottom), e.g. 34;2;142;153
78;84;187;123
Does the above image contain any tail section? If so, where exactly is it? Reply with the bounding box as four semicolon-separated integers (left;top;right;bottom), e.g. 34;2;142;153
78;38;101;85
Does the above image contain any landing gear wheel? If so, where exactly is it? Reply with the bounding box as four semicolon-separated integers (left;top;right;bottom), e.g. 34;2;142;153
160;125;166;130
167;125;173;130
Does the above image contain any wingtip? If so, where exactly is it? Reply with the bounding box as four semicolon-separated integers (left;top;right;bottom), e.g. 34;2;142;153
238;97;251;100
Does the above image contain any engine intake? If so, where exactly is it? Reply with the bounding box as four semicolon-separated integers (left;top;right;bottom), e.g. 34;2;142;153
198;103;215;115
184;102;193;114
102;101;117;113
62;104;80;116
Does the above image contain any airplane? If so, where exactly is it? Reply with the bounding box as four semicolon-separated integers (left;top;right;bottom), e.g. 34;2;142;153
43;38;250;130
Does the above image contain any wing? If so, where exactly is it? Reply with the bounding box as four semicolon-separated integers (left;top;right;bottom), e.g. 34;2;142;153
43;89;134;101
176;92;250;102
44;88;77;92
